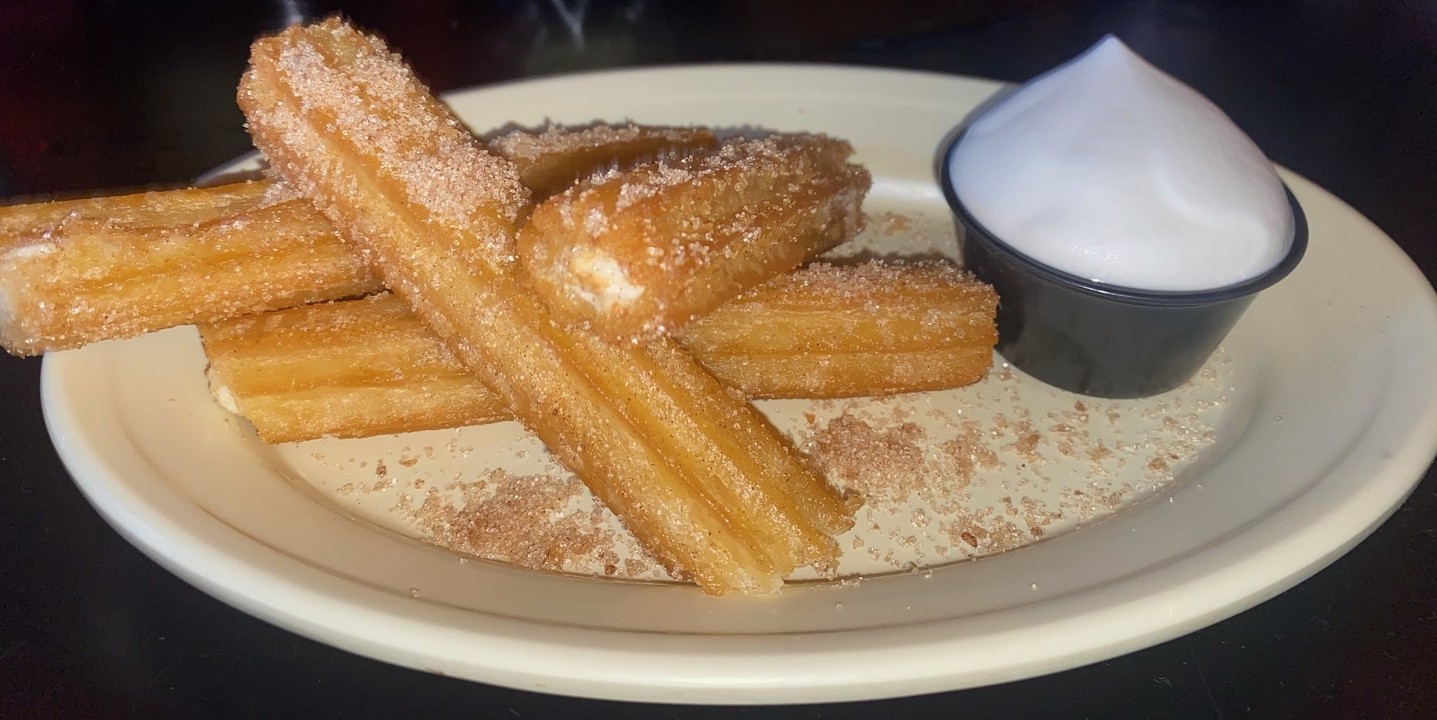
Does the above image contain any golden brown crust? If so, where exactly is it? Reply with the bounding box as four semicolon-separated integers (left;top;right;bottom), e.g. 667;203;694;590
237;18;851;595
690;260;999;397
201;261;997;442
202;293;508;442
0;181;272;238
0;184;377;356
0;124;726;356
519;133;871;341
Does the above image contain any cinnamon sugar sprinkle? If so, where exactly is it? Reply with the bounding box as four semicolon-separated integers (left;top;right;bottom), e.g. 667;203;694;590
779;349;1227;575
393;469;653;577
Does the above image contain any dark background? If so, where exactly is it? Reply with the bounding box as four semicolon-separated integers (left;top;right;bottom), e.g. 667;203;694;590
2;1;1434;717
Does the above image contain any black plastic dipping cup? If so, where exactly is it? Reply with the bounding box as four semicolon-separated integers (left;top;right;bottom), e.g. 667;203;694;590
939;132;1309;399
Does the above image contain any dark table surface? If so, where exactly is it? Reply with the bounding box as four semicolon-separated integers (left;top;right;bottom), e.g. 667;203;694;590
3;1;1435;718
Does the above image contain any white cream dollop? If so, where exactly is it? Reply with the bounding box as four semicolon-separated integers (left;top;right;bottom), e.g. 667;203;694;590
949;35;1293;292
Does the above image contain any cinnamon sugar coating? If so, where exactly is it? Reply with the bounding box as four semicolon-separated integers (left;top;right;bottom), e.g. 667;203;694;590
237;18;852;595
0;183;376;355
520;133;871;341
0;124;721;356
201;261;996;442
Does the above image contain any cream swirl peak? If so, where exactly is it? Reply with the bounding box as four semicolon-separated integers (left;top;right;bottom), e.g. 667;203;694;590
949;35;1293;292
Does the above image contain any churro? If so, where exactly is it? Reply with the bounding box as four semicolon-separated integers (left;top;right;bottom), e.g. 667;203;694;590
202;261;997;442
0;179;269;236
0;182;377;356
203;293;509;442
520;133;871;341
682;260;998;397
238;18;853;594
0;124;722;356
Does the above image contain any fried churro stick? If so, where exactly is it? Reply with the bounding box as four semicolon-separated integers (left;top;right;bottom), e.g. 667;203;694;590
201;261;997;443
682;260;999;398
0;124;719;356
203;293;510;442
0;180;270;236
238;18;853;595
519;134;871;342
0;183;378;356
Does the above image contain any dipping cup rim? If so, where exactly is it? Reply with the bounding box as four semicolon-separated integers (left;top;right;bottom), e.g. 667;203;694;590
939;131;1309;308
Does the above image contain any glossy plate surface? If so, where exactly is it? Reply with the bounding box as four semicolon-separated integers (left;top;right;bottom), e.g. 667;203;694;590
41;65;1437;703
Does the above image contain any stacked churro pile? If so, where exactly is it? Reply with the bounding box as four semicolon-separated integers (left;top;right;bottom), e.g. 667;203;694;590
0;19;999;595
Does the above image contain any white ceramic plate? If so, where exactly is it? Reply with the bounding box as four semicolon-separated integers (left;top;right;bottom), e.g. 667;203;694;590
41;65;1437;704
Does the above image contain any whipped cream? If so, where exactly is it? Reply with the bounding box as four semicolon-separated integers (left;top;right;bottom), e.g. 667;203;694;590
949;35;1293;292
